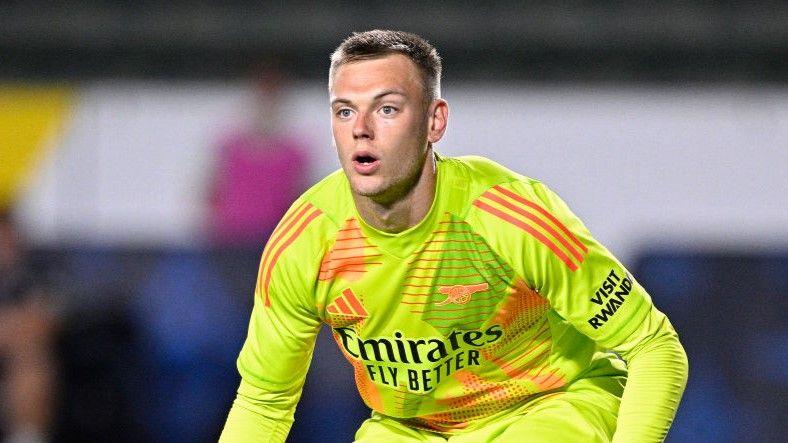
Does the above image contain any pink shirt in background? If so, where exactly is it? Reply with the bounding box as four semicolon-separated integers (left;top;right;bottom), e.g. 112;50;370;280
209;131;309;247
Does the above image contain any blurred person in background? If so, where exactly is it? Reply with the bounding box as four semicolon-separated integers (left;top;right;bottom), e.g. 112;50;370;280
221;30;687;442
207;61;310;248
0;210;58;443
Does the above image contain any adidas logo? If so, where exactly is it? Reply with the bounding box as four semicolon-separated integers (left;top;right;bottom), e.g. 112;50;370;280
327;288;369;318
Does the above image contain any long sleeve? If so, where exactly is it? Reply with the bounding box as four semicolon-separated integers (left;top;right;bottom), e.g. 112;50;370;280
220;200;325;442
470;179;688;441
221;379;300;442
610;307;688;442
514;181;687;441
219;286;321;443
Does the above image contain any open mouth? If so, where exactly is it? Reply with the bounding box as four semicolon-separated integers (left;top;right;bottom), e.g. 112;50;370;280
353;152;378;165
351;151;380;174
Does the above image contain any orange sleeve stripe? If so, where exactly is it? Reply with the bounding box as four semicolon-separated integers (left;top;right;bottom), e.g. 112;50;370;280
264;200;310;265
493;185;588;253
473;200;578;271
257;202;311;297
262;206;323;307
279;201;311;231
482;190;585;262
258;202;309;275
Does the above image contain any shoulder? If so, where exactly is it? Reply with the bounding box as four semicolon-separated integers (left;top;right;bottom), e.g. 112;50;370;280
264;168;352;258
438;154;544;214
447;155;525;181
444;155;591;265
255;170;355;306
451;155;575;233
274;167;356;237
298;168;356;224
458;163;592;275
447;154;540;190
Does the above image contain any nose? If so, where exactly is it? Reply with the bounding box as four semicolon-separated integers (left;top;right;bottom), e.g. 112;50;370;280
352;112;373;140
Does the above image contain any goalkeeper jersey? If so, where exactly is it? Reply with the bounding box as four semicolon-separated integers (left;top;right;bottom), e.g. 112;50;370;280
233;154;656;435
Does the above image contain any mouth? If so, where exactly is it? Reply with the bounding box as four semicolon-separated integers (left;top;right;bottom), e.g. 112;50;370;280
353;152;378;164
351;151;380;175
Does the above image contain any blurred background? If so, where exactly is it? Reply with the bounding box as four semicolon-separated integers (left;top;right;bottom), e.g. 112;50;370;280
1;1;786;442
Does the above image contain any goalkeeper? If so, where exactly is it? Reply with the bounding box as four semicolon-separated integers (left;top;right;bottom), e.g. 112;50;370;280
221;30;687;442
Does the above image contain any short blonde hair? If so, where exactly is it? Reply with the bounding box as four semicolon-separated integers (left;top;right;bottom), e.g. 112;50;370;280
329;29;442;103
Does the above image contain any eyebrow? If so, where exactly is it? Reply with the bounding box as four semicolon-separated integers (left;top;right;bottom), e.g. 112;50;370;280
330;89;407;107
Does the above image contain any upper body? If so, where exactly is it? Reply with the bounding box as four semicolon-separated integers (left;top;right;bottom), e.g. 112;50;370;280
221;30;687;442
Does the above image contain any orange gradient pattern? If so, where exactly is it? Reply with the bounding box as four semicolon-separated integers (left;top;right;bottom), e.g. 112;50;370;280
319;218;381;282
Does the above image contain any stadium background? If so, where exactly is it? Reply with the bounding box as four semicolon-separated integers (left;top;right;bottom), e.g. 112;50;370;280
1;2;786;442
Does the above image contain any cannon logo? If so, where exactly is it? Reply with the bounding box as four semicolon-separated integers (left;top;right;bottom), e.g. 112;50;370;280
436;282;489;306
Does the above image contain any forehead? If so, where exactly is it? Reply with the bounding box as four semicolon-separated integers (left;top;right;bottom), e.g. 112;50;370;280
330;54;423;99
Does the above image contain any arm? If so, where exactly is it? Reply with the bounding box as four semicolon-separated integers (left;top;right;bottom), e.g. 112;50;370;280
221;378;301;441
529;182;688;442
478;180;687;442
220;294;320;442
221;202;324;442
609;307;688;443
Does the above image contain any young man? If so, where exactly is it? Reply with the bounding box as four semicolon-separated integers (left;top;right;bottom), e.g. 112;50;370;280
221;30;687;442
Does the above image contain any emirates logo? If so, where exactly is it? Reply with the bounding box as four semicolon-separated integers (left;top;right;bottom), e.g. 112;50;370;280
436;283;489;306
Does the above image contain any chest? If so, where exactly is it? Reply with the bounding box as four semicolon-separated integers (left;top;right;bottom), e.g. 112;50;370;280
317;219;518;337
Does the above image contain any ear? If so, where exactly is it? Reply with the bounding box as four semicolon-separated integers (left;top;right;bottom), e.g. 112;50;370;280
427;99;449;144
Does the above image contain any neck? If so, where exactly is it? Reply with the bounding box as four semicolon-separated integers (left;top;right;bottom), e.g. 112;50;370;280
354;150;437;233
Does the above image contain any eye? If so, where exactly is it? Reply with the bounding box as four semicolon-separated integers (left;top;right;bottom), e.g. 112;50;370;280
380;105;397;115
336;108;353;119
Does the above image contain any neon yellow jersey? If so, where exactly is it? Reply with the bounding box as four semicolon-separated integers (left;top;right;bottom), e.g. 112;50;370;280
229;155;657;437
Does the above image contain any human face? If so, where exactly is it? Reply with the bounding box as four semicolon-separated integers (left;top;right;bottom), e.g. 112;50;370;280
330;54;432;204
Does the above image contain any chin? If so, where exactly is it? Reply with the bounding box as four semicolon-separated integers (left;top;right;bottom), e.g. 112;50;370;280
349;176;387;198
352;184;385;198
